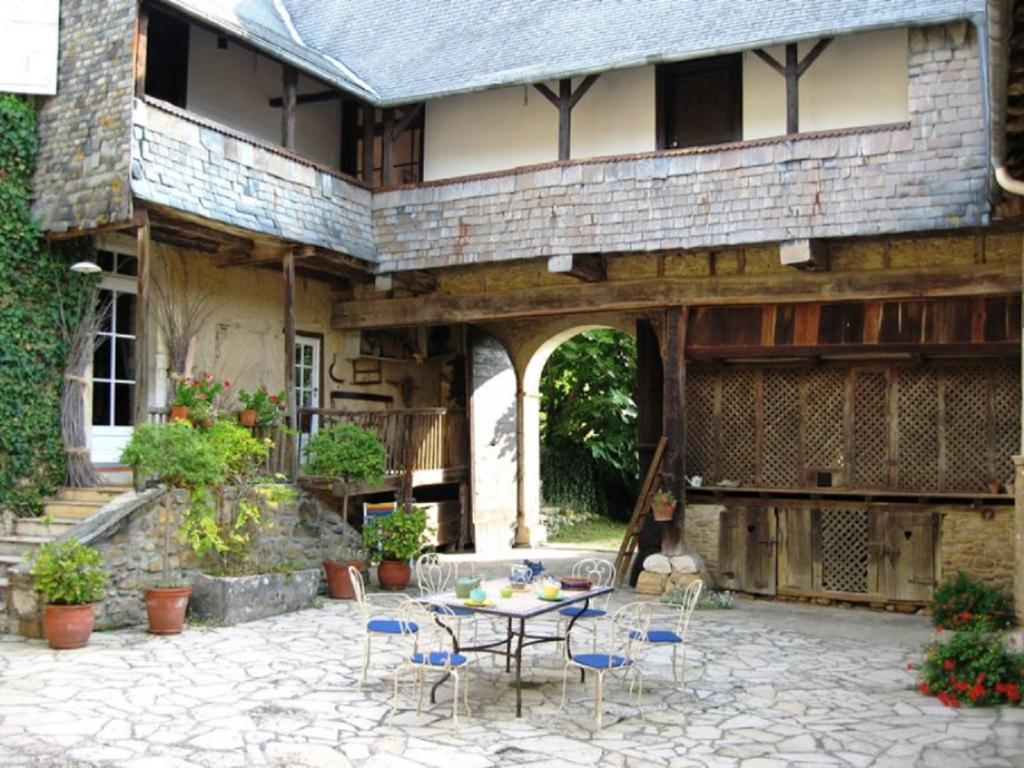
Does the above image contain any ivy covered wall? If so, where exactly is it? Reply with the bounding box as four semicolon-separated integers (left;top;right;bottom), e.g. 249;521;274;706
0;94;83;515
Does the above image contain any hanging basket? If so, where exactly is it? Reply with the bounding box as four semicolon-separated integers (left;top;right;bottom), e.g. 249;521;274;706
651;501;676;522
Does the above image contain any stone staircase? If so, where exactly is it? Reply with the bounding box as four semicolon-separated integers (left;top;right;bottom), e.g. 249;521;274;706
0;486;131;632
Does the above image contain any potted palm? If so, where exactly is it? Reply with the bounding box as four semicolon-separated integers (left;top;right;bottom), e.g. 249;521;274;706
651;488;677;522
29;538;108;649
362;505;429;590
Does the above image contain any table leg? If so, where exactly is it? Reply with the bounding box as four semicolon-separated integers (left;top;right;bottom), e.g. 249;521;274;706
506;616;513;673
515;616;526;717
564;598;590;684
429;612;459;705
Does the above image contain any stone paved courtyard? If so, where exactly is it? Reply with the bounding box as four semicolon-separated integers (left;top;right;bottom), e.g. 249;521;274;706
1;593;1022;768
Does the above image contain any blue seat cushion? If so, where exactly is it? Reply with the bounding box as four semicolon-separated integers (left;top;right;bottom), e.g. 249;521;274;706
559;606;607;619
572;653;632;670
428;604;475;617
367;618;418;634
630;628;682;644
411;651;468;667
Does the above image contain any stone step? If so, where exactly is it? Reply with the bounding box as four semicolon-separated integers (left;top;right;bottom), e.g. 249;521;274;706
0;535;51;558
41;500;105;519
12;517;78;538
57;486;131;503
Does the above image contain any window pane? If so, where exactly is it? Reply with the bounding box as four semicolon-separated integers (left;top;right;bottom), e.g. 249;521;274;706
304;346;313;366
115;293;136;335
115;337;136;380
92;382;111;426
114;383;135;426
117;255;138;276
97;290;114;333
93;336;112;380
96;251;115;273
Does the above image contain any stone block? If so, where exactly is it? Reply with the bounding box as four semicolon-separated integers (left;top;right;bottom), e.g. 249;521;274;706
635;571;668;595
642;554;671;574
670;555;703;575
189;569;321;626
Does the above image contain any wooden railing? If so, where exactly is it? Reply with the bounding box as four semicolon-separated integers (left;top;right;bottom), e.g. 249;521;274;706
299;407;468;475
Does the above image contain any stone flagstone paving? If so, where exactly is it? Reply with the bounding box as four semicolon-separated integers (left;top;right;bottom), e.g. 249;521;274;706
1;593;1022;767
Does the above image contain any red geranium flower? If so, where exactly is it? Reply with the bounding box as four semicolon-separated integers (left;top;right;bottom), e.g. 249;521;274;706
918;682;932;696
968;684;985;702
936;625;944;633
906;663;914;670
223;379;231;387
943;659;955;670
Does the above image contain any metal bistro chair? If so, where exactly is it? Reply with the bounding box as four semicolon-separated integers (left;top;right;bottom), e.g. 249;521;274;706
349;565;418;685
390;599;472;732
556;558;616;652
415;554;479;643
560;601;653;730
640;579;703;684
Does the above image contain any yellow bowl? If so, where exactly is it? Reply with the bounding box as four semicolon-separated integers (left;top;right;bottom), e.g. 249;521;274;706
541;587;559;599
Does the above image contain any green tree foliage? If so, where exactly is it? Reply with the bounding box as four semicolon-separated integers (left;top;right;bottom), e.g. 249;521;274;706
540;330;638;520
0;94;94;516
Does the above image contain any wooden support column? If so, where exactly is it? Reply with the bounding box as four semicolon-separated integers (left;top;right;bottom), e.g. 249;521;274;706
282;66;298;150
753;39;831;134
283;250;297;476
362;103;375;184
534;74;599;161
134;6;149;97
133;210;152;427
381;107;395;185
662;306;688;551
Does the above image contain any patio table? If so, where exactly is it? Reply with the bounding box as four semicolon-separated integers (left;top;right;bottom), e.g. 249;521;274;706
425;578;614;717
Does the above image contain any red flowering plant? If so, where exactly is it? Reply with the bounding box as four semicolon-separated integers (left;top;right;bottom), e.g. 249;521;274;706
237;387;286;428
915;627;1024;708
930;572;1014;632
173;372;229;408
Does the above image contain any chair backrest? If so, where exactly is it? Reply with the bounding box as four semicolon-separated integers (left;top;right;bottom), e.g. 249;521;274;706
609;601;654;660
348;565;369;620
571;558;616;609
398;599;460;667
673;579;704;637
415;553;451;596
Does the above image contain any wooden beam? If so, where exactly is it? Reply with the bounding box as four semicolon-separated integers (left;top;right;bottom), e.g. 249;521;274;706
533;83;560;108
753;39;832;134
283;250;298;475
752;48;786;77
133;210;152;426
391;103;424;138
362;102;375;184
374;270;438;294
216;245;309;269
662;306;688;535
268;89;342;108
569;74;600;110
797;38;833;77
381;107;395;185
332;263;1020;330
547;253;606;282
282;66;298;150
534;75;600;160
135;7;149;97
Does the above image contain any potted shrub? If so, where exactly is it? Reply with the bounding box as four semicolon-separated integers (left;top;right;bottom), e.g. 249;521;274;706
236;386;284;429
29;538;108;649
362;505;429;590
323;543;370;599
651;488;677;522
121;421;222;634
171;373;229;425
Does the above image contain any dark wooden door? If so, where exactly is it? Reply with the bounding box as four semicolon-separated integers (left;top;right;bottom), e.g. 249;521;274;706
885;511;938;602
778;508;818;593
718;507;777;595
658;55;742;150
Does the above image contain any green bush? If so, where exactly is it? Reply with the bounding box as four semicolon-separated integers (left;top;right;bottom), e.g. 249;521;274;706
362;505;430;561
931;572;1014;632
121;421;222;488
30;539;108;605
915;627;1024;707
304;422;386;484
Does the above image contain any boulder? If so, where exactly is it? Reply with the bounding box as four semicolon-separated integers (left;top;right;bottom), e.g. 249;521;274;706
642;553;672;574
635;571;669;595
669;554;703;574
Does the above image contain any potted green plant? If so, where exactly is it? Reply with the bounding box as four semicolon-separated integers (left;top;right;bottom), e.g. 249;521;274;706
651;488;677;522
29;538;108;649
362;505;429;589
323;543;371;599
171;373;229;425
121;421;222;634
236;386;285;429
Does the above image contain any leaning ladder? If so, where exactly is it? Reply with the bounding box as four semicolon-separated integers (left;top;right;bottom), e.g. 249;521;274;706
613;436;668;586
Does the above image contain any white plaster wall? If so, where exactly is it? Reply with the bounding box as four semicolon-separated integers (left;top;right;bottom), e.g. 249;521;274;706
743;28;909;139
186;25;341;168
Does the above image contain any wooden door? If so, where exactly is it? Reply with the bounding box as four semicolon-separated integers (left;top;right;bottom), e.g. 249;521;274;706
717;507;777;595
657;55;742;149
778;508;819;593
885;510;938;602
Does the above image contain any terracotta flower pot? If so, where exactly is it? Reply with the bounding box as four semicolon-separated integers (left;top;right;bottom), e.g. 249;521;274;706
145;587;192;635
323;560;367;599
377;560;411;590
170;405;190;422
42;603;95;650
238;409;258;428
652;501;675;522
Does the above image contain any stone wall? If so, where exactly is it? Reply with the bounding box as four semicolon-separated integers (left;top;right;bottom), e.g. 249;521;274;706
372;24;986;272
10;486;360;634
684;504;723;576
939;507;1016;593
31;0;136;231
130;98;375;261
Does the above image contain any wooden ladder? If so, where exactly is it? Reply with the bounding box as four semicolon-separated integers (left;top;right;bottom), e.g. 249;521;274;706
614;436;668;586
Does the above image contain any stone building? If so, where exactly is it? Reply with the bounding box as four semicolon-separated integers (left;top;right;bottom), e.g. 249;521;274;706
13;0;1024;615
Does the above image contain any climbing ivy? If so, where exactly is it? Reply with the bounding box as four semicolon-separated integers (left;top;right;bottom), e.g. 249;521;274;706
0;94;95;516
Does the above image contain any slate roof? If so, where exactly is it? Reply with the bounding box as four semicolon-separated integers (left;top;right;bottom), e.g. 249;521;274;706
163;0;988;105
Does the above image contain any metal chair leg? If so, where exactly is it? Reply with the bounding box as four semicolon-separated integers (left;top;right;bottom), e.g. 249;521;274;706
361;633;372;685
416;667;424;715
595;670;605;730
672;643;679;683
389;663;401;724
451;669;460;733
560;664;570;710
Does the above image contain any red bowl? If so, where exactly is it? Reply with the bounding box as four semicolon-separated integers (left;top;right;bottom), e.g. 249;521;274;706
560;576;593;591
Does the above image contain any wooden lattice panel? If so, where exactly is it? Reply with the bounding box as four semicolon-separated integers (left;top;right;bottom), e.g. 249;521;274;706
853;371;889;487
944;365;991;491
895;368;940;491
719;370;758;485
761;368;801;486
686;369;717;483
992;361;1020;487
803;367;845;470
820;507;869;593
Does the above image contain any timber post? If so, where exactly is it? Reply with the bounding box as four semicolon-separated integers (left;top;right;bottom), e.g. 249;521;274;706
662;306;688;551
282;66;298;150
753;39;832;134
381;108;395;185
1014;456;1024;623
534;75;600;161
283;249;297;477
362;103;375;184
133;209;151;428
